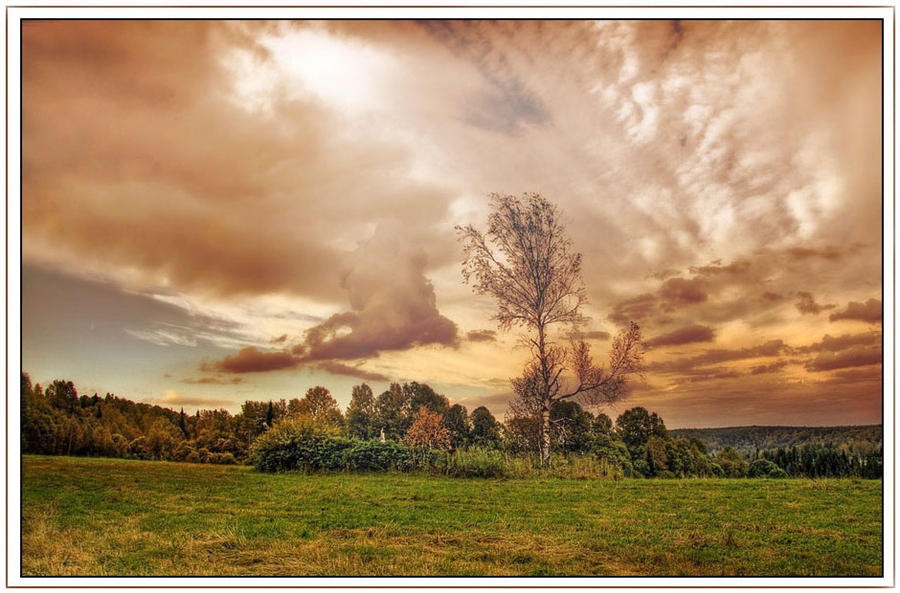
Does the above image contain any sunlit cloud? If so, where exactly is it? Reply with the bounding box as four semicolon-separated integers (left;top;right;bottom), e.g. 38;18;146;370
145;390;235;409
19;18;884;427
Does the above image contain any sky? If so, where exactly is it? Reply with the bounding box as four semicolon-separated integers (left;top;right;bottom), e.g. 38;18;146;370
18;17;886;428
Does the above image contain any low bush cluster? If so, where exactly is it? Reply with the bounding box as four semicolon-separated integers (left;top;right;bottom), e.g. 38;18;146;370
250;418;502;477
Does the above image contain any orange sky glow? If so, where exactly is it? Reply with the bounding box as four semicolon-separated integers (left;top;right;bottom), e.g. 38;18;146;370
18;16;887;428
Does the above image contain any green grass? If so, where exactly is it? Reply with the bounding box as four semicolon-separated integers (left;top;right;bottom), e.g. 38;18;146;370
20;455;883;577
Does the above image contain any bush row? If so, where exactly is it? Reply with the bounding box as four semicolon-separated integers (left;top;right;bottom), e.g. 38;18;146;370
249;418;507;477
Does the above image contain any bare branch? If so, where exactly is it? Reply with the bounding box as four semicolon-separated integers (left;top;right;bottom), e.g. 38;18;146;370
457;193;645;466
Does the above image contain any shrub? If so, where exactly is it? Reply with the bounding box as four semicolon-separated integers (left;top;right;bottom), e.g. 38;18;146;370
249;417;341;473
591;437;633;477
212;452;237;465
716;447;749;478
413;447;450;472
748;458;787;479
251;417;424;474
447;448;506;478
345;440;414;472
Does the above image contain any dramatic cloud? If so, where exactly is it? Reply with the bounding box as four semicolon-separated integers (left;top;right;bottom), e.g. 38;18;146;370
294;226;459;362
830;299;882;324
646;325;715;348
202;224;459;375
18;18;885;427
22;20;459;305
785;246;844;261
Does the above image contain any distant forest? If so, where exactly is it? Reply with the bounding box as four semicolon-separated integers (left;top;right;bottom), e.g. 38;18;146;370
670;425;883;454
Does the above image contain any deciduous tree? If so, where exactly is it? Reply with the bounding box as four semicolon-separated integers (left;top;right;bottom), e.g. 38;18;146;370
402;408;451;451
375;383;410;441
443;403;470;450
457;192;645;466
346;383;377;440
298;386;344;427
469;406;503;450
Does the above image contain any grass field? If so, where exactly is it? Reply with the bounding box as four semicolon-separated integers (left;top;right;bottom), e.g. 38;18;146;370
20;455;883;577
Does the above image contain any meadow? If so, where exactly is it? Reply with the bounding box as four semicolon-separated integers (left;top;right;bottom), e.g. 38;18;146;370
20;455;883;578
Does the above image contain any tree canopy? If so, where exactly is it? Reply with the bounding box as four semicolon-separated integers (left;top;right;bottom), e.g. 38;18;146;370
457;192;646;466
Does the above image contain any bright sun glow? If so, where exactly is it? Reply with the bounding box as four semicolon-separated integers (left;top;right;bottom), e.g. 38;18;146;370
224;28;395;115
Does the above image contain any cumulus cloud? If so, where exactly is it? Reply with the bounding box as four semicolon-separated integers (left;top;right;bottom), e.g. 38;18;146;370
210;347;299;374
582;331;612;341
294;225;459;362
785;246;845;261
203;224;459;375
689;260;752;277
608;293;659;326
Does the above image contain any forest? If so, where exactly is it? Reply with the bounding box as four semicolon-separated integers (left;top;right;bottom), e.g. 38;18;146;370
670;425;883;454
20;372;882;479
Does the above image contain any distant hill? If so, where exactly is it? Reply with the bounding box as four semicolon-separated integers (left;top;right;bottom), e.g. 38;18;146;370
669;425;883;454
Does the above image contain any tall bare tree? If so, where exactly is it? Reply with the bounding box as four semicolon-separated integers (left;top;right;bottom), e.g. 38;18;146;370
457;192;645;466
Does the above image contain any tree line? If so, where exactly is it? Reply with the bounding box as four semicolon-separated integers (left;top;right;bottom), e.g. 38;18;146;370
19;373;503;464
24;371;881;479
670;425;883;455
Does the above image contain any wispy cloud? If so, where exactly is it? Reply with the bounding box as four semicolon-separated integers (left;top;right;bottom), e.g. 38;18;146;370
181;376;245;385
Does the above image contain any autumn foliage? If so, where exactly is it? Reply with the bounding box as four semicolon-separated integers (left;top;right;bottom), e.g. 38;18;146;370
402;408;452;451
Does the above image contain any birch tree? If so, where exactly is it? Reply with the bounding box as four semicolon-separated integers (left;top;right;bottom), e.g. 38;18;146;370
457;192;645;466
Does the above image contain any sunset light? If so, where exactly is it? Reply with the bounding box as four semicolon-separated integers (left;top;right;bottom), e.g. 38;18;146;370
19;18;885;429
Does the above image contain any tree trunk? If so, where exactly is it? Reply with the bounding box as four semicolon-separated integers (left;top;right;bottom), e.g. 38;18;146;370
536;323;553;468
540;404;552;468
